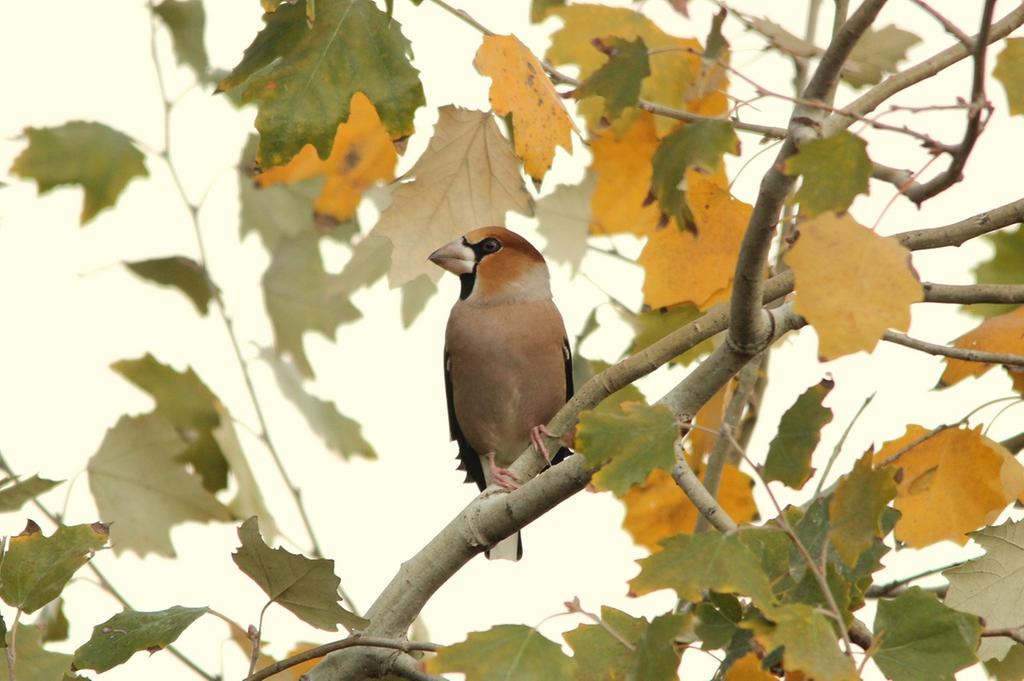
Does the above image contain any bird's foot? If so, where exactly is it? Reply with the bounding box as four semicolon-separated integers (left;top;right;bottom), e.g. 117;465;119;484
486;452;520;491
530;424;556;463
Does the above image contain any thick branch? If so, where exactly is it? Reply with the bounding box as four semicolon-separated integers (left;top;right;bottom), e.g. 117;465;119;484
921;282;1024;305
896;196;1024;250
248;638;438;681
728;0;887;354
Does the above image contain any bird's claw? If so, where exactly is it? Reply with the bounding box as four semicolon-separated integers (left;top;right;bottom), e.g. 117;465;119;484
530;424;555;463
486;452;520;491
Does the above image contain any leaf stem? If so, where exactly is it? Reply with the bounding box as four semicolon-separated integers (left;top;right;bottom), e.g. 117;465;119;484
243;635;440;681
812;392;875;498
6;608;20;681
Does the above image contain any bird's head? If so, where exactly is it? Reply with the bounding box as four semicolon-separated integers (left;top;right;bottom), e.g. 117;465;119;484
428;226;551;304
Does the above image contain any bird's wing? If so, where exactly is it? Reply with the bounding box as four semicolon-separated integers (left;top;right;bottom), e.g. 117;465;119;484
445;349;488;491
551;337;574;466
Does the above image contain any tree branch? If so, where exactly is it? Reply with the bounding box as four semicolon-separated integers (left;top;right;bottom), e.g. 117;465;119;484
884;330;1024;367
982;628;1024;646
247;637;438;681
728;0;887;355
896;196;1024;250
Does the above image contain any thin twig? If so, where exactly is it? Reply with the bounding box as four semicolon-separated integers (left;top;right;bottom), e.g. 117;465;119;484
247;602;272;676
884;330;1024;368
813;392;876;498
876;423;955;467
244;636;440;681
982;628;1024;646
865;560;966;598
909;0;973;47
565;597;637;651
6;608;20;681
672;437;738;533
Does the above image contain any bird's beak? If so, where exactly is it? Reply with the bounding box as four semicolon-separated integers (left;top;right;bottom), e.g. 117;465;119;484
428;238;476;275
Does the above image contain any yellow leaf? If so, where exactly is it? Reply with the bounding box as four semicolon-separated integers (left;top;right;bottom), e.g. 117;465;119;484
725;652;776;681
621;465;757;552
590;112;667;237
688;380;730;472
874;425;1024;547
784;212;923;360
255;92;396;222
474;34;574;183
547;4;726;134
285;642;323;679
638;169;751;309
940;306;1024;387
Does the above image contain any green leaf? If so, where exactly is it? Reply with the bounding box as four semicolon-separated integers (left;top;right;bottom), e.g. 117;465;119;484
72;606;208;673
843;25;921;88
535;174;594;276
694;601;738;649
630;531;776;609
9;121;148;224
263;350;376;459
574;37;651;122
575;401;677;496
748;603;857;681
152;0;210;83
0;521;108;614
87;414;232;557
873;587;980;681
334;233;392;293
232;516;363;631
986;644;1024;681
530;0;565;22
994;39;1024;116
238;146;325;250
763;379;834;489
427;624;576;681
124;256;214;315
0;475;62;513
828;452;897;566
37;598;70;643
263;232;362;378
219;0;425;167
400;275;437;328
967;224;1024;318
563;606;647;681
624;304;713;367
634;613;687;681
651;119;738;228
783;132;871;216
579;360;645;414
0;625;72;681
945;518;1024;661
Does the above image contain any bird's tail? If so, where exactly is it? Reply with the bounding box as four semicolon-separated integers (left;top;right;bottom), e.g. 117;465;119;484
485;531;523;561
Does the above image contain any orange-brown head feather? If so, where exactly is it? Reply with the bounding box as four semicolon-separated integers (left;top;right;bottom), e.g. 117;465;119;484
429;226;551;305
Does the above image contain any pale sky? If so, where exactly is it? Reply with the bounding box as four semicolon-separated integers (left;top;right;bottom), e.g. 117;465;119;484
1;1;1021;679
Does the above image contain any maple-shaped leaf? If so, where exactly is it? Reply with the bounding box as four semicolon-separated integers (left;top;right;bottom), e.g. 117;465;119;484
622;466;757;552
263;232;362;377
474;34;574;183
375;106;533;287
624;304;715;366
575;401;678;496
695;594;741;650
233;517;363;630
2;625;72;680
239;173;325;250
590;112;665;236
874;425;1024;547
968;224;1024;318
563;606;647;681
72;606;208;673
724;652;775;681
210;403;279;542
828;453;897;567
634;613;688;681
986;645;1024;681
940;306;1024;387
783;132;871;217
334;233;392;293
763;379;834;489
573;37;651;122
639;168;751;309
253;92;397;222
427;624;576;680
152;0;210;83
843;25;921;88
547;5;724;134
0;521;108;614
535;175;594;276
994;38;1024;116
873;587;980;681
630;531;776;609
747;604;857;681
218;0;425;167
87;414;232;557
945;519;1024;662
37;598;69;643
10;121;148;224
263;350;376;459
784;212;923;360
124;256;214;315
650;120;739;229
0;475;62;513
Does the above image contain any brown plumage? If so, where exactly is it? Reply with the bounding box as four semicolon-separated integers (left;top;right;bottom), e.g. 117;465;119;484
429;226;572;560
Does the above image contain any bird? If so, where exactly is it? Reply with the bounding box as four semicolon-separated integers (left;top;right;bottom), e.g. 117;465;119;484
428;226;573;560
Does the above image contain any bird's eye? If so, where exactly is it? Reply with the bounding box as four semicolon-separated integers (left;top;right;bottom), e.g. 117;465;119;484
481;237;501;253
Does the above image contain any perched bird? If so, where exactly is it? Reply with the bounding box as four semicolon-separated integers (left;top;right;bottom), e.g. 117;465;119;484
429;226;573;560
